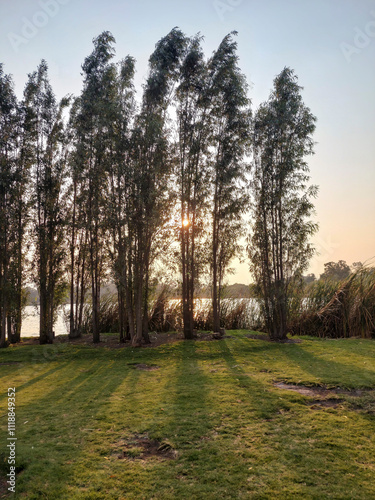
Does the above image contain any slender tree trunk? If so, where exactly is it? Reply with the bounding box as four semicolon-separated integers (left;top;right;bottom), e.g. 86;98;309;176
142;243;151;344
212;197;220;333
133;230;144;347
182;216;194;339
0;233;7;347
91;218;101;343
121;251;131;342
39;288;50;344
12;201;23;343
125;244;135;341
92;271;100;343
0;286;6;347
69;179;77;338
39;228;52;344
118;287;125;342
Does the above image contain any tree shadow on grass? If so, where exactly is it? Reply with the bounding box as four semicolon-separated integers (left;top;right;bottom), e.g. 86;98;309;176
150;339;248;498
0;362;69;403
280;343;375;388
1;355;134;499
226;335;375;388
214;339;290;419
212;338;375;498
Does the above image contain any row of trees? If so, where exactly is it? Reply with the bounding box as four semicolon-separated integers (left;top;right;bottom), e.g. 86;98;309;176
0;29;317;346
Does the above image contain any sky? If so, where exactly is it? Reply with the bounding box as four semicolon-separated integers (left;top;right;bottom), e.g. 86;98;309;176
1;0;374;284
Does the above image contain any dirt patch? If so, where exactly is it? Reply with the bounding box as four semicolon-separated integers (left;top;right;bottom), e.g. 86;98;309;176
308;399;346;409
129;363;160;371
275;382;327;397
116;434;177;461
274;382;375;411
0;361;21;366
274;382;373;398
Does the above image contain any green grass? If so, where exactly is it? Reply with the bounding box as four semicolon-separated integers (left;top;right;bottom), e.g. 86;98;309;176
0;331;375;499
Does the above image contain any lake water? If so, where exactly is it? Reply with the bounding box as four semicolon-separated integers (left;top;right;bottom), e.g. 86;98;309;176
21;298;260;337
21;306;68;338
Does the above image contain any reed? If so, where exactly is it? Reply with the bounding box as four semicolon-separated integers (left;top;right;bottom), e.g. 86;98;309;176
76;287;262;335
289;266;375;338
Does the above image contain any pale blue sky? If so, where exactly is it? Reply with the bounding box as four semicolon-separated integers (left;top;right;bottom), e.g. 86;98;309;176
1;0;374;283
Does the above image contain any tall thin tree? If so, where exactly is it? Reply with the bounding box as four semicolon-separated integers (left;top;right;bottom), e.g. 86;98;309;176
206;32;251;333
75;32;118;342
249;67;317;340
129;28;186;346
24;61;69;344
176;34;211;339
0;66;25;346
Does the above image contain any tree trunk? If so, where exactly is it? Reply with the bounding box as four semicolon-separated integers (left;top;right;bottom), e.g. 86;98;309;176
133;246;144;347
13;204;23;343
91;221;100;343
69;180;76;338
212;215;220;333
39;289;50;344
182;220;194;339
142;252;151;344
0;295;6;348
92;278;100;343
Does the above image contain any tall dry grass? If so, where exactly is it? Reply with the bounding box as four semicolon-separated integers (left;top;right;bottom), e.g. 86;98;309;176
289;267;375;338
73;286;262;335
67;268;375;339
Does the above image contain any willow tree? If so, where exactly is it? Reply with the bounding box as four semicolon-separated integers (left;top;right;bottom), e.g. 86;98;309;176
249;67;317;341
24;61;69;344
206;32;251;334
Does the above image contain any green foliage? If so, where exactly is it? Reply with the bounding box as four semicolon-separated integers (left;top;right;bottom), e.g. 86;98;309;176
0;64;25;345
320;260;351;281
206;32;252;332
248;67;318;340
23;60;69;344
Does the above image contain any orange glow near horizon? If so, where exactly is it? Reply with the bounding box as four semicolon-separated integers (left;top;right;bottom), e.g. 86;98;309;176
182;219;190;227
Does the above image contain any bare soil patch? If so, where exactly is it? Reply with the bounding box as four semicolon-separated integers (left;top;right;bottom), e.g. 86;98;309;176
274;382;375;410
116;434;177;461
274;382;373;397
128;363;160;371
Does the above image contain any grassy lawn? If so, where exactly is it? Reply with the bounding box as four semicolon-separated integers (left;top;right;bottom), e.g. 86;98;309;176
0;331;375;499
